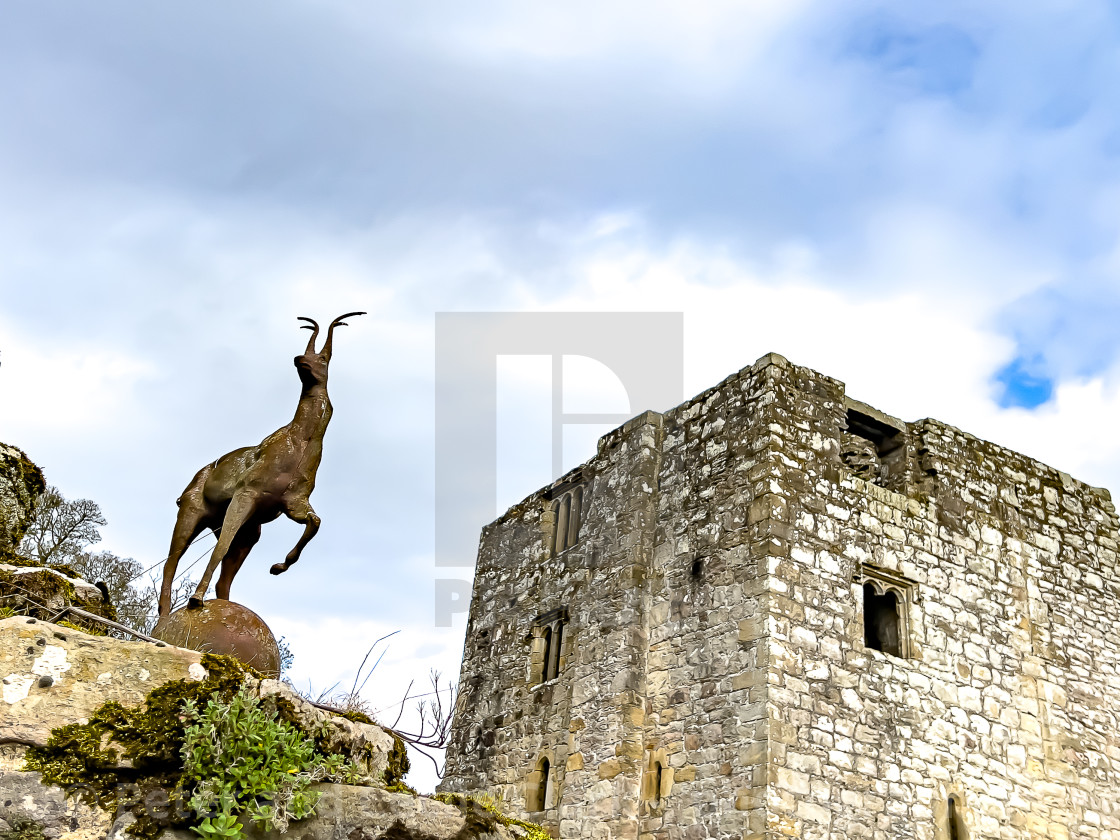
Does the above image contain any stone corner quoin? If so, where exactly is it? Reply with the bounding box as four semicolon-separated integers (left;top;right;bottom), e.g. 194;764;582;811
440;351;1120;840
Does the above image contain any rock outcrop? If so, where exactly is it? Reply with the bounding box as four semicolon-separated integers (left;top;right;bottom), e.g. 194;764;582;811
0;772;520;840
0;616;395;779
1;617;524;839
0;564;116;636
0;442;44;555
0;768;114;840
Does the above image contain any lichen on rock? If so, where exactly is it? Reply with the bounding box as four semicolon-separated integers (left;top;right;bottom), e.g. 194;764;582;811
0;443;44;553
2;618;417;838
21;652;251;836
0;564;117;635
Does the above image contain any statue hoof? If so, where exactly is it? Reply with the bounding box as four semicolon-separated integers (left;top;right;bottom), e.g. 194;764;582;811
269;563;287;576
187;595;205;610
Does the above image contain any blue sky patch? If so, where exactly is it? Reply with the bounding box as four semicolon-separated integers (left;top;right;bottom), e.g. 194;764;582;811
994;357;1055;409
845;16;980;97
997;283;1120;388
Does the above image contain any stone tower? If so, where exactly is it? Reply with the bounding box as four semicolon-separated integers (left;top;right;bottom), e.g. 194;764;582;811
440;353;1120;840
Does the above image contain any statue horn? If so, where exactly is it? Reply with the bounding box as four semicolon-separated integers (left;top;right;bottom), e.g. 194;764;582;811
321;311;366;360
297;316;320;354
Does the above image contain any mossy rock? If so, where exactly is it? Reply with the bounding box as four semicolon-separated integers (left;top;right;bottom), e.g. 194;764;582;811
384;732;411;788
432;792;550;840
23;653;253;838
21;650;406;839
0;564;117;635
0;443;45;550
0;816;47;840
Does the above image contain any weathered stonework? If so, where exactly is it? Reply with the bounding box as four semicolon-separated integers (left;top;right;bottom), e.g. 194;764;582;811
441;353;1120;839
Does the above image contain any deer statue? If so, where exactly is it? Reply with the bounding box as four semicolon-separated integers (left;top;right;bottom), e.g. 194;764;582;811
158;312;365;616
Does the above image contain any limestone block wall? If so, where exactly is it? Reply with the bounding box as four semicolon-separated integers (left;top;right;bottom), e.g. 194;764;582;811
444;358;785;837
762;358;1120;840
639;358;785;837
442;409;667;839
443;353;1120;840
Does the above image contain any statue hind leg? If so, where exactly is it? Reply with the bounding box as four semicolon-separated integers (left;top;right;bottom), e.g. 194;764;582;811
215;522;262;601
159;470;215;617
189;493;258;608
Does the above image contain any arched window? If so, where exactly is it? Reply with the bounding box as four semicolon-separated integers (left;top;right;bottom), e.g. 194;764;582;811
550;499;562;554
549;485;586;555
860;566;915;659
555;496;570;554
542;757;554;810
947;794;968;840
567;486;583;548
863;582;901;656
532;607;569;686
527;757;551;811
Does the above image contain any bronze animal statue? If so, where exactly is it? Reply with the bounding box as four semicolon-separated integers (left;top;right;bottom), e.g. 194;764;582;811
158;312;365;616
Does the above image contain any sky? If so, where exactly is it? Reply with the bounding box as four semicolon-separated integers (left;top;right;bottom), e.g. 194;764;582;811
3;1;1120;792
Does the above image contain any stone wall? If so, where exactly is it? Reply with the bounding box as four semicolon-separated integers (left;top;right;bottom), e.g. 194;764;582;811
764;361;1120;840
441;409;669;837
441;353;1120;840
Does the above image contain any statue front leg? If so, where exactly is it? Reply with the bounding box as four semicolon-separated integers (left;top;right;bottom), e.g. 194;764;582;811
272;501;320;575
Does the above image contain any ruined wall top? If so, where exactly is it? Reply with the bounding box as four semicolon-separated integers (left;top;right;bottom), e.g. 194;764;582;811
488;351;1114;538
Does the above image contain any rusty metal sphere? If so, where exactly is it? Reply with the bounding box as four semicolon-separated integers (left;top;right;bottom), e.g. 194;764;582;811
152;599;281;678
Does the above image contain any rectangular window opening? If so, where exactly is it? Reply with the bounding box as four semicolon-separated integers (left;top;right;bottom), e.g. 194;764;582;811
842;407;908;492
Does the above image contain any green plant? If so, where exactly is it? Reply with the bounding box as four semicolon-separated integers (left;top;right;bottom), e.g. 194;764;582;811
181;687;351;839
24;653;252;838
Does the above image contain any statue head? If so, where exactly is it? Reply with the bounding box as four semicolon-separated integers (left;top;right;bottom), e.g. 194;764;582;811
294;311;366;386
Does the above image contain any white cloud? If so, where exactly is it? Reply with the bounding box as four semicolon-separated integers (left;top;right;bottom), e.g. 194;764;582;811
0;323;155;434
4;0;1120;789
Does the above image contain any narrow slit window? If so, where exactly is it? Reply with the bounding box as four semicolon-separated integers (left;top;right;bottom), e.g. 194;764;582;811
528;757;550;811
643;750;669;804
539;626;553;683
550;499;562;554
547;622;563;681
555;495;571;554
568;486;583;547
947;795;968;840
532;607;569;686
543;758;554;810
